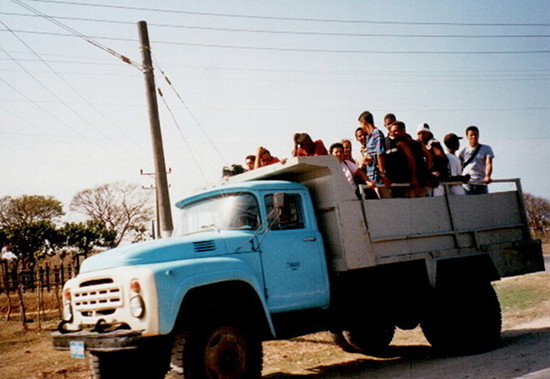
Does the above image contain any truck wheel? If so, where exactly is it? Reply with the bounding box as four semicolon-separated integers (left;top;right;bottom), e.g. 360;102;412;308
89;351;128;378
89;344;169;379
330;331;357;353
421;281;501;355
341;320;395;355
171;313;263;378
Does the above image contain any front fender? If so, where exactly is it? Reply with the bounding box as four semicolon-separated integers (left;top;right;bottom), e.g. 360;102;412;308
150;255;275;336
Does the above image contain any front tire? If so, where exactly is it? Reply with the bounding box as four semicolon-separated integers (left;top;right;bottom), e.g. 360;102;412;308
171;311;263;378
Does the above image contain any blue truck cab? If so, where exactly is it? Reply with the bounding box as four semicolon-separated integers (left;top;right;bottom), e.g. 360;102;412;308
52;156;544;379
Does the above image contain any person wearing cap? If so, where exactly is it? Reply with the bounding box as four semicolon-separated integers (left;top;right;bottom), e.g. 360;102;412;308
443;133;470;195
415;123;434;171
416;123;433;145
357;111;392;198
458;126;494;195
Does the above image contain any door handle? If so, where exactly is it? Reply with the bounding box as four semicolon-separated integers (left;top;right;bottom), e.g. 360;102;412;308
303;237;317;242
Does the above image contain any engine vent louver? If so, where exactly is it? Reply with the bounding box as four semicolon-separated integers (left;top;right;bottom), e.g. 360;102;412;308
193;240;216;253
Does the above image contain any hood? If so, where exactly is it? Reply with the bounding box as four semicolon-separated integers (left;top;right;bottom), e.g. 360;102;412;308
80;230;258;273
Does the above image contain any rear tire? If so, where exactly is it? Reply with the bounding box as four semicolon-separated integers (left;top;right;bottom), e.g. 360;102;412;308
341;320;395;355
421;281;501;354
171;310;263;378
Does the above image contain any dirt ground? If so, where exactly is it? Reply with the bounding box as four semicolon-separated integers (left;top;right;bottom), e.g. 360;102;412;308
1;244;549;379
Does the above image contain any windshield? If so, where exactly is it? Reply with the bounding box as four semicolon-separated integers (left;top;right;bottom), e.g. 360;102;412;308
177;193;260;235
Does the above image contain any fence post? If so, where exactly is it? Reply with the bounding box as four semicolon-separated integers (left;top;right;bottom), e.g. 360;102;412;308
45;264;51;292
60;263;65;285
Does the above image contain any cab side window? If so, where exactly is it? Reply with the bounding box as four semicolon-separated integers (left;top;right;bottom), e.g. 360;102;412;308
264;194;305;230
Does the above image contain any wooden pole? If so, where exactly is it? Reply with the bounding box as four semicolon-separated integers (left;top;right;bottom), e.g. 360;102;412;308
138;21;174;237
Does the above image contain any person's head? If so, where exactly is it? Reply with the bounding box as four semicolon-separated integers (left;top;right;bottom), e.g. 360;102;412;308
294;133;315;152
383;113;396;131
358;111;375;129
355;127;366;146
443;133;462;152
465;125;480;147
340;139;353;159
245;155;256;170
259;148;273;164
416;123;433;144
329;142;345;162
389;121;407;140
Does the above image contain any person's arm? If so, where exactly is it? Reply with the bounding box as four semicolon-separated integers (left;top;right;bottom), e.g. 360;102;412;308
421;144;433;171
254;146;264;169
484;156;493;183
377;153;392;188
399;141;418;188
355;168;376;188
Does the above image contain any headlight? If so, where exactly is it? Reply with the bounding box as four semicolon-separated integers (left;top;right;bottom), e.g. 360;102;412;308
62;289;73;321
130;295;145;318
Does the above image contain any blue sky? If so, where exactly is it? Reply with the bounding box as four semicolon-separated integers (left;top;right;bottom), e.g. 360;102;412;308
1;0;549;219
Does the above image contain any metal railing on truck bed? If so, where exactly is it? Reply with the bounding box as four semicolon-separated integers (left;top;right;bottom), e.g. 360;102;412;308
224;156;544;277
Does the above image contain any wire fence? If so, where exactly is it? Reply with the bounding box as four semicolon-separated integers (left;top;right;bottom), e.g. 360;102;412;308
0;262;77;295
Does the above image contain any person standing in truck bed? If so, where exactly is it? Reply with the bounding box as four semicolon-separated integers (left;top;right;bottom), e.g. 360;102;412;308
357;111;392;198
330;142;376;199
458;125;494;195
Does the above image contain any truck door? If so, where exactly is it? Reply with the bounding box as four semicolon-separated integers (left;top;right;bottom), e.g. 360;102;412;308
260;192;330;312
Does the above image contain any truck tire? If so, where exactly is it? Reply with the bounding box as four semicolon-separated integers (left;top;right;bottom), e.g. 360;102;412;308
330;331;357;353
340;320;395;355
89;351;129;379
421;281;501;355
89;346;169;379
170;311;263;378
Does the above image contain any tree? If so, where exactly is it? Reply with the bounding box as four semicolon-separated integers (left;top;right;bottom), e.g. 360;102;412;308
0;195;64;228
2;221;59;265
59;220;117;255
523;193;550;234
70;182;154;246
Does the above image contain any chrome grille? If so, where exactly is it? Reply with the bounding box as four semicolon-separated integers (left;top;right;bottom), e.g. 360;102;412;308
74;280;123;317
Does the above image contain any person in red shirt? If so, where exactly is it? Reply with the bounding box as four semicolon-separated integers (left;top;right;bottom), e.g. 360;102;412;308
254;146;280;169
292;133;328;156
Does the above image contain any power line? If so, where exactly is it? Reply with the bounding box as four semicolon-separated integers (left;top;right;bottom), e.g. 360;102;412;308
2;53;549;78
157;88;209;185
153;58;228;166
3;11;550;38
1;19;150;157
3;28;550;55
25;0;550;27
10;0;142;69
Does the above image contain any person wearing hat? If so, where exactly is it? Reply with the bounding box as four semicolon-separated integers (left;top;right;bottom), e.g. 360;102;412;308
458;126;494;195
443;133;470;195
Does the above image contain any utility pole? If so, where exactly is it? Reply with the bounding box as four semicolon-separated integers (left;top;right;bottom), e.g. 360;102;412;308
141;169;171;239
138;20;173;238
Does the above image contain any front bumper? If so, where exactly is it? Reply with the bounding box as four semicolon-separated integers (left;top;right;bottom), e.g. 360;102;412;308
52;328;142;352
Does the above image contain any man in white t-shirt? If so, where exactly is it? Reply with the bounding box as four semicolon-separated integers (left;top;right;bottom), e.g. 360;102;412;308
443;133;470;195
458;126;494;195
330;142;376;198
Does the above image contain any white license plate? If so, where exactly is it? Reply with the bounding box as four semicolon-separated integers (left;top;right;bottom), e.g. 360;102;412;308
69;341;86;359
